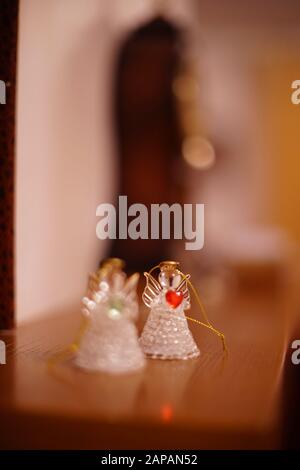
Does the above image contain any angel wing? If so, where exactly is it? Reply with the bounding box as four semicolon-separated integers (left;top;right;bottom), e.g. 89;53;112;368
142;272;162;308
122;272;140;302
87;272;100;295
176;274;191;307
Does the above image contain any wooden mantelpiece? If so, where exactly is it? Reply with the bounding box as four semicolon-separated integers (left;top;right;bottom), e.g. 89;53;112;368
0;285;298;449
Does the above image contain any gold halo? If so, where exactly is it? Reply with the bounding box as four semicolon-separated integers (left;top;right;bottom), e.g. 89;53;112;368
159;260;180;271
99;258;125;270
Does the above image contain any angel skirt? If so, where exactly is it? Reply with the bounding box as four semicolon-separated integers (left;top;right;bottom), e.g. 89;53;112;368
75;315;145;374
139;307;200;360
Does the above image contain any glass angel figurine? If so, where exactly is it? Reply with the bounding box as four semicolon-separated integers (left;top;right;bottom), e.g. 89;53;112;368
139;261;200;360
75;258;145;374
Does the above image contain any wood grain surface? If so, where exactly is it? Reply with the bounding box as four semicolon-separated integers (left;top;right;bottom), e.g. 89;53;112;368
0;284;299;449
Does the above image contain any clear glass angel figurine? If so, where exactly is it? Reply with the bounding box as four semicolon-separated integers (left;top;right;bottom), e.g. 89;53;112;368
75;258;145;374
139;261;200;360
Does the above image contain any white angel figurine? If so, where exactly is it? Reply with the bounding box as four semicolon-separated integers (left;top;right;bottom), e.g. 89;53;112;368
139;261;200;360
75;258;145;374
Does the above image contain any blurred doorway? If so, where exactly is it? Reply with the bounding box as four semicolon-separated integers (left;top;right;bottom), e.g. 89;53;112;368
109;17;184;271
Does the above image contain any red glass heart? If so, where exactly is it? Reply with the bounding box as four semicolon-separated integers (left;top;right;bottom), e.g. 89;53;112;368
165;290;183;309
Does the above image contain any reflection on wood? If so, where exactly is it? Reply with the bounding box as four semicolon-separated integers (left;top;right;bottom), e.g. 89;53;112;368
1;282;298;449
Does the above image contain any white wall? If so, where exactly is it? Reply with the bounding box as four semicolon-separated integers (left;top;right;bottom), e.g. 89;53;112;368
15;0;198;324
16;0;118;323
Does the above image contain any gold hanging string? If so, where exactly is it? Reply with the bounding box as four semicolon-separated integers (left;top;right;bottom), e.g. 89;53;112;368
47;316;90;368
178;270;227;353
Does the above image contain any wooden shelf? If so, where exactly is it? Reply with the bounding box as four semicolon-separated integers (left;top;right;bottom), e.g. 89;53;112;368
0;286;297;449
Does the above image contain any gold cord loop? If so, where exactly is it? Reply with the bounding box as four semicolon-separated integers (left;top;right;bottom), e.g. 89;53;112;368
179;271;228;353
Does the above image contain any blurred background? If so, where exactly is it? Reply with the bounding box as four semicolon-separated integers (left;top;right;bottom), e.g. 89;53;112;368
16;0;300;323
0;0;297;451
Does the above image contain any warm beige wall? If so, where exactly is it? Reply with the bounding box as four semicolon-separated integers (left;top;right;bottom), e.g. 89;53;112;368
16;0;117;323
186;28;300;261
257;56;300;243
